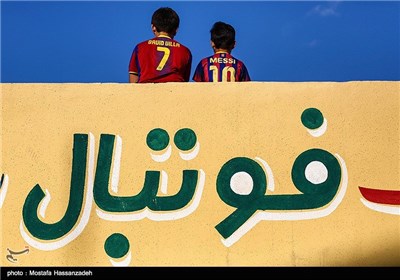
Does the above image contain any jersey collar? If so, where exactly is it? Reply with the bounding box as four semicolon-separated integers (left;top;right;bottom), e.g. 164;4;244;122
157;34;172;39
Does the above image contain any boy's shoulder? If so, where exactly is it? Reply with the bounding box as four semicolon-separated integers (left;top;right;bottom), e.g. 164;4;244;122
172;38;191;49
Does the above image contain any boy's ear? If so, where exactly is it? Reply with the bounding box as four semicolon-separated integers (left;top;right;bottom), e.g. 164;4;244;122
232;41;236;49
210;40;215;48
151;24;157;34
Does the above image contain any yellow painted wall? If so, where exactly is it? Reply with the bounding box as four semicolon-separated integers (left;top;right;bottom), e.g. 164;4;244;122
1;82;399;266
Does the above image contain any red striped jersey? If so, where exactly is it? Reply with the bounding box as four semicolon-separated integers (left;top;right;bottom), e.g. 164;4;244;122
129;35;192;83
192;51;251;82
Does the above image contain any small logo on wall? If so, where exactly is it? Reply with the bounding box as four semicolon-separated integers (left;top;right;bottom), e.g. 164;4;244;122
6;246;30;263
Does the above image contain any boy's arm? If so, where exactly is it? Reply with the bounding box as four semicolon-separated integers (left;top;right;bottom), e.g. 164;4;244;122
184;65;191;82
184;52;193;82
129;73;138;83
128;46;139;83
192;60;205;82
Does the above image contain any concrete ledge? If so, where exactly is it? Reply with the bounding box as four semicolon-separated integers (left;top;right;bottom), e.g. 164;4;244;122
1;81;399;266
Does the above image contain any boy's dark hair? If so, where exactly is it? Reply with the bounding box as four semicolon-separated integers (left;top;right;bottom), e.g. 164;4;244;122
210;21;236;50
151;7;180;36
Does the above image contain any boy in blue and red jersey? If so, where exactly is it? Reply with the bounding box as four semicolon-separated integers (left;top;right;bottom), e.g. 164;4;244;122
128;7;192;83
192;21;251;82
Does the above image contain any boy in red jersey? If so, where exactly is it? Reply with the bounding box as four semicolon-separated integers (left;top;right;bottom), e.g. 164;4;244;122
128;7;192;83
192;21;251;82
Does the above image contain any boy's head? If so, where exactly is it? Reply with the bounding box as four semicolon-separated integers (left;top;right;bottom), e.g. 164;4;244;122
210;21;236;52
151;7;180;38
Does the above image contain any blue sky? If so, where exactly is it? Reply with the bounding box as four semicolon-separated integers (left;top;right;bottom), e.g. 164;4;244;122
1;1;399;82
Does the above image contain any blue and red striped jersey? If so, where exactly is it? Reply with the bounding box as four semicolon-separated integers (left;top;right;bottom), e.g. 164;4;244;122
192;51;251;82
129;35;192;83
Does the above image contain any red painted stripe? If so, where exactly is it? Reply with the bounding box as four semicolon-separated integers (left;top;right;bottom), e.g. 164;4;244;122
358;186;400;205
